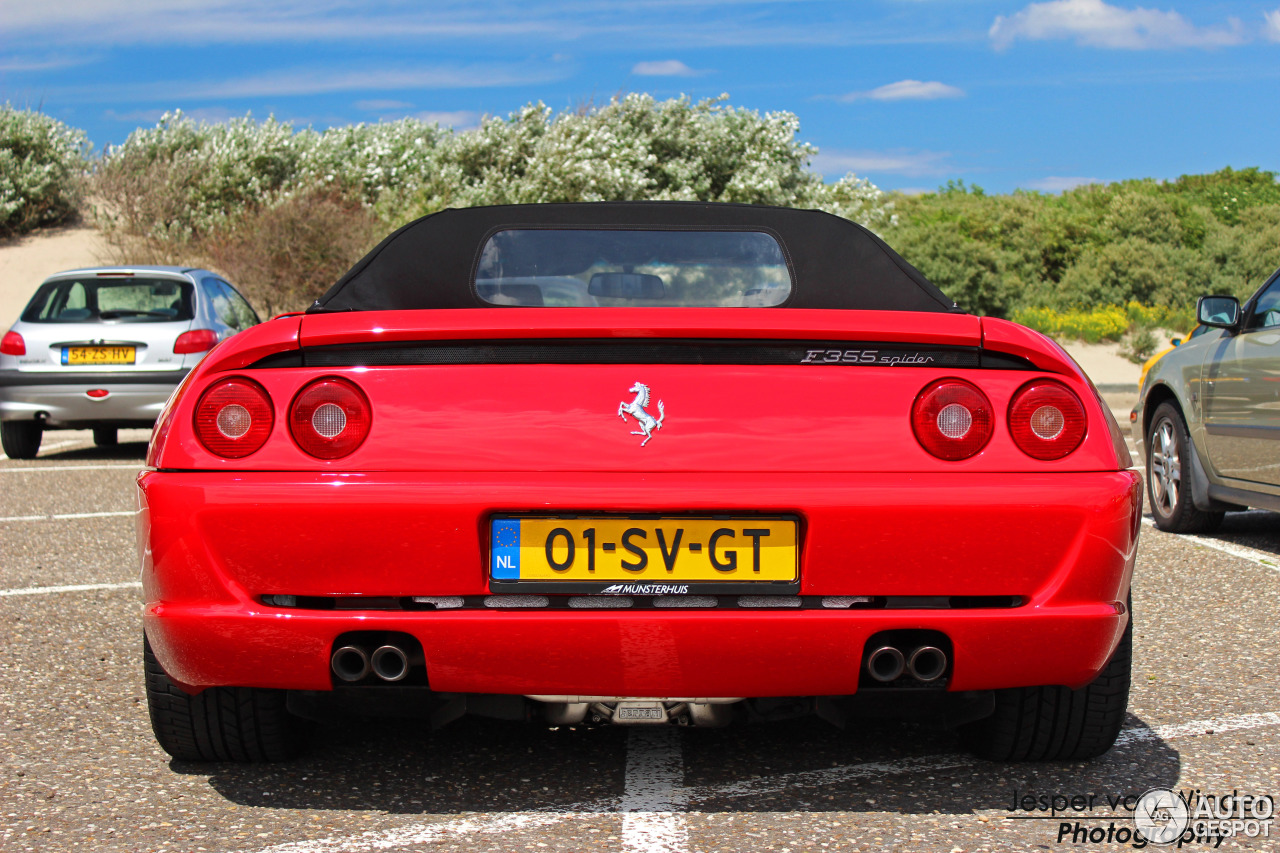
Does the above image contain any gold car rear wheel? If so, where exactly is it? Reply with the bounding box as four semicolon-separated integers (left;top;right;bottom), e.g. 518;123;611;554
1146;401;1224;533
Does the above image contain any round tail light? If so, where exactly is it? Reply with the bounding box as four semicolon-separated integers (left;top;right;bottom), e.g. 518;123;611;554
1008;380;1087;460
193;377;274;458
911;379;994;461
289;377;371;459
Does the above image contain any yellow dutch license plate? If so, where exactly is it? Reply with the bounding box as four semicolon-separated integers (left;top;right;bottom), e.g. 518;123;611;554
490;516;797;584
64;346;135;365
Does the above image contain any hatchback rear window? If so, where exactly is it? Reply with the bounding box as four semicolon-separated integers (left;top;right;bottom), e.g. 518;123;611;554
474;229;792;307
21;277;194;323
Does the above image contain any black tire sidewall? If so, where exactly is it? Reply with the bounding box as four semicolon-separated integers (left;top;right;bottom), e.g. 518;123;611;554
1;420;42;459
1146;403;1188;527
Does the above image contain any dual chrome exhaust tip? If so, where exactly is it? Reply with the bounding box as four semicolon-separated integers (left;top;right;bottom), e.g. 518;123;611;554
866;644;948;684
331;644;411;683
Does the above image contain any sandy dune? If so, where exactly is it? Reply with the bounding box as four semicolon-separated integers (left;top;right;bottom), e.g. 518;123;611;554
0;224;106;325
0;223;1140;390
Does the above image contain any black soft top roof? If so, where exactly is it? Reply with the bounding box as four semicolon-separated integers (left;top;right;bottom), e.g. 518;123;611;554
310;202;956;313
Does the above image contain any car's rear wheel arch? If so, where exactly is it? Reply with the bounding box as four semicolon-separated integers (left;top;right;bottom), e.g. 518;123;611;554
959;594;1131;761
1141;382;1183;445
1146;400;1224;533
143;633;311;762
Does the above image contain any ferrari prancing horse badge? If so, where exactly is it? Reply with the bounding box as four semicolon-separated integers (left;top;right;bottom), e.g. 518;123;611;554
617;381;665;447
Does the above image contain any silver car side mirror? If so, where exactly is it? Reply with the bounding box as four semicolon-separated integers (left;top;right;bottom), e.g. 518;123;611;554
1196;295;1240;329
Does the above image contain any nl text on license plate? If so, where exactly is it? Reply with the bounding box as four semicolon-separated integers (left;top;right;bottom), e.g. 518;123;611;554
62;346;136;365
490;516;797;583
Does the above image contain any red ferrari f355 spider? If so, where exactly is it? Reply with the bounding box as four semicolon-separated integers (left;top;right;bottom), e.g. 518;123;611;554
138;202;1140;762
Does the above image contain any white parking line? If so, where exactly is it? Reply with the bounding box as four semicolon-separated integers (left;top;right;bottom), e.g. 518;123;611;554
0;510;135;523
1142;518;1280;571
622;727;688;853
0;581;141;597
244;709;1280;853
1116;711;1280;746
0;438;103;461
0;464;142;473
683;752;970;802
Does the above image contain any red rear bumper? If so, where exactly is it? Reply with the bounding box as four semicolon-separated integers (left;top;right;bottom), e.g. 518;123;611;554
137;470;1141;696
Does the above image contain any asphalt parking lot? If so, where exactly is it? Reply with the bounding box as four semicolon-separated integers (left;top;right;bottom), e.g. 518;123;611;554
1;428;1277;852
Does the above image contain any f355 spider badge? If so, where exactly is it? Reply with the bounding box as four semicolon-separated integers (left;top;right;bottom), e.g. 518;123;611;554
617;381;665;446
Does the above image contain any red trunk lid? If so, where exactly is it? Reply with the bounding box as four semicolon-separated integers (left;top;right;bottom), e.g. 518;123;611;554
156;309;1119;473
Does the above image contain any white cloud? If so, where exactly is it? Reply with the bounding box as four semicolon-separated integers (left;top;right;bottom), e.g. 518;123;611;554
810;148;952;178
0;54;93;72
631;60;705;76
353;102;481;127
103;108;167;123
104;106;248;124
838;79;965;102
412;110;481;129
356;99;413;111
59;63;569;102
1026;175;1101;192
1265;9;1280;42
990;0;1246;50
0;1;974;48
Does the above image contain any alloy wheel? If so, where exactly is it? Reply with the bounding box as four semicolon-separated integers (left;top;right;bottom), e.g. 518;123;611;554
1149;416;1181;517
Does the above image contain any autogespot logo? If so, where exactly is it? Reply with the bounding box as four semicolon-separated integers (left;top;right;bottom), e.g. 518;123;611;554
1009;785;1274;847
1134;788;1189;845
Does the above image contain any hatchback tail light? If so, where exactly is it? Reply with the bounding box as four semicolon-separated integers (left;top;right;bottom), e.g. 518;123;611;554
1;330;25;356
174;329;219;354
289;377;371;459
193;377;274;458
1008;380;1087;460
911;379;994;460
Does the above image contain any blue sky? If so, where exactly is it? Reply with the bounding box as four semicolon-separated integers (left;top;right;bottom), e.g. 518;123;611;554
2;0;1278;194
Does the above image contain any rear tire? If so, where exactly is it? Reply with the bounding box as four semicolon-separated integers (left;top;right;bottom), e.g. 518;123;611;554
144;634;310;762
959;603;1131;761
1;420;42;459
93;426;118;447
1146;402;1224;533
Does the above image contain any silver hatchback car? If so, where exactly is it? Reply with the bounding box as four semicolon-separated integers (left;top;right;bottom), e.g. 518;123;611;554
0;266;259;458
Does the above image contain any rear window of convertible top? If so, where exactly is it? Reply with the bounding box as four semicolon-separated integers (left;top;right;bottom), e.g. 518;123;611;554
474;229;792;307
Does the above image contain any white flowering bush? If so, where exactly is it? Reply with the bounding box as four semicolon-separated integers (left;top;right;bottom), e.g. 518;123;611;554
0;106;91;237
93;95;892;310
298;119;449;214
811;172;897;232
420;95;829;210
97;96;890;235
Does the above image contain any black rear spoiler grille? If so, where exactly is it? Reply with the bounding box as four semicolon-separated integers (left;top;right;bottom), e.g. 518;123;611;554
249;339;1036;370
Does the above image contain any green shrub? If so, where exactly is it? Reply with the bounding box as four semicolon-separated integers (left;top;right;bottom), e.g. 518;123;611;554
71;102;1280;319
201;189;383;316
1122;329;1159;364
92;97;898;309
1012;305;1130;343
1163;166;1280;226
1123;301;1196;333
1060;306;1130;343
1012;302;1199;345
95;97;895;246
1011;307;1061;336
0;106;91;237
